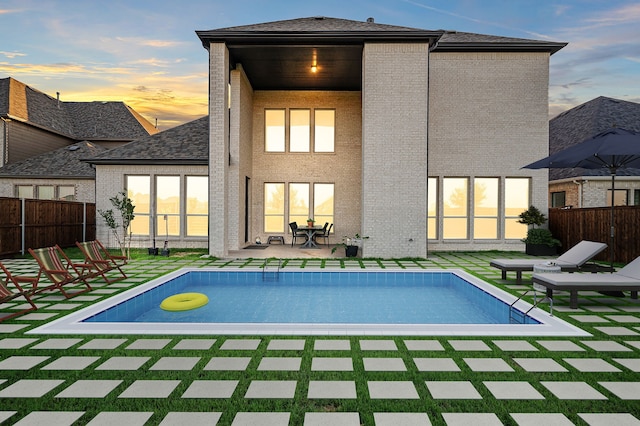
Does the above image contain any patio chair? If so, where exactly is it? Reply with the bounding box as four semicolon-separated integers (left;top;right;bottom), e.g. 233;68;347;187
533;255;640;309
315;223;333;245
28;245;94;299
0;262;39;322
489;240;607;283
289;222;308;247
76;240;128;284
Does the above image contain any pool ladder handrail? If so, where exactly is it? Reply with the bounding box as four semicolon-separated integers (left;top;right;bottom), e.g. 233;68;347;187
509;289;553;324
262;258;281;281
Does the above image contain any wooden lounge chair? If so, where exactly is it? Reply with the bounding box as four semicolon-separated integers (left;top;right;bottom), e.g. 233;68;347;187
490;240;607;283
76;240;127;284
1;261;39;322
533;256;640;309
28;245;94;299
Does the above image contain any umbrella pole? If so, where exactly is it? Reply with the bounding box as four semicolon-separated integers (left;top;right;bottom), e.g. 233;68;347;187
610;171;616;270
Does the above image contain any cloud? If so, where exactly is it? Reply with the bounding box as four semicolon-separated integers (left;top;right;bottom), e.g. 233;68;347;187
0;51;26;59
114;37;184;48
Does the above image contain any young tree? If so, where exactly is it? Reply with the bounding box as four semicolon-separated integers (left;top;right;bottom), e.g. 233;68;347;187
98;191;135;258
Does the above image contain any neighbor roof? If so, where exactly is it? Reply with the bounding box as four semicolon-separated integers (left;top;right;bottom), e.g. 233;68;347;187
0;77;158;140
549;96;640;180
0;141;106;179
86;116;209;165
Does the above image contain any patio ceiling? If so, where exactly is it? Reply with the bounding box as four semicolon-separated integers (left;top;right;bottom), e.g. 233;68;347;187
227;44;363;90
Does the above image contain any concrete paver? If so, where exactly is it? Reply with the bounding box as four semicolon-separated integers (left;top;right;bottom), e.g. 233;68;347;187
159;412;223;426
308;380;357;399
11;411;84;426
55;380;123;398
85;412;154;426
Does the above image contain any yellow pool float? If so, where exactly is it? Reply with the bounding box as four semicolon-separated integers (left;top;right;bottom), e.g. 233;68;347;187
160;293;209;311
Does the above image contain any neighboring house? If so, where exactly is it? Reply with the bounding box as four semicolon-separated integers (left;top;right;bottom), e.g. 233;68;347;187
0;141;106;202
0;77;158;167
0;77;158;201
548;97;640;209
193;16;565;258
88;116;209;249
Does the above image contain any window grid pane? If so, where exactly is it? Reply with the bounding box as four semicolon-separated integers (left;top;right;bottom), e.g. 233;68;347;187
314;109;335;152
264;183;285;233
443;178;468;239
504;178;529;239
127;175;150;236
265;109;285;152
428;178;437;239
186;176;208;237
313;183;334;228
474;178;498;239
290;109;310;152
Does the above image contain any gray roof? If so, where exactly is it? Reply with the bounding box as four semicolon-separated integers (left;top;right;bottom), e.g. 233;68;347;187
0;77;158;140
197;16;565;53
87;116;209;165
0;141;106;179
549;96;640;180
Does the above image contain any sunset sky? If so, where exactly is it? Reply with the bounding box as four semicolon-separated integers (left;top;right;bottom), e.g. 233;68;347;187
1;0;639;130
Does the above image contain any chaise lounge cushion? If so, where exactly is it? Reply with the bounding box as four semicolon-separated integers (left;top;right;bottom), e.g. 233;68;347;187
532;256;640;308
490;240;607;283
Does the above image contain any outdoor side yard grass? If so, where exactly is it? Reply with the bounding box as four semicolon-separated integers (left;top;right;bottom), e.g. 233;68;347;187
0;250;639;425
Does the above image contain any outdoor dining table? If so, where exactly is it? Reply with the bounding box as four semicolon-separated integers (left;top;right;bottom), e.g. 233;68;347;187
297;226;324;249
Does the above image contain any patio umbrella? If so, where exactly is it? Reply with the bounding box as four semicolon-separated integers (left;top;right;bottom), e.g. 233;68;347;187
522;128;640;268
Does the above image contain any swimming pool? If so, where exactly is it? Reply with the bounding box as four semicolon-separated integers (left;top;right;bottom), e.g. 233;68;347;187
29;268;589;336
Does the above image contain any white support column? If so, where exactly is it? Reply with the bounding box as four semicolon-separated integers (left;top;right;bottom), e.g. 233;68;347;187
208;43;230;257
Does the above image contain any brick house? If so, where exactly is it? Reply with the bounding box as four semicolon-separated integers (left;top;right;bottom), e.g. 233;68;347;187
0;77;158;201
191;16;565;258
547;96;640;209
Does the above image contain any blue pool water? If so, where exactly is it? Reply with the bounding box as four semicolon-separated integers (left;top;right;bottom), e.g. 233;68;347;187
84;270;539;325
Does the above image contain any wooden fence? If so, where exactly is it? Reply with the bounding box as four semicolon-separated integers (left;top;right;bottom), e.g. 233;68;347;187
0;197;96;256
549;205;640;264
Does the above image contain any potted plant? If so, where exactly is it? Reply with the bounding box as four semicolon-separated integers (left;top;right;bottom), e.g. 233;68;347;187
331;233;369;257
517;206;561;256
307;217;315;227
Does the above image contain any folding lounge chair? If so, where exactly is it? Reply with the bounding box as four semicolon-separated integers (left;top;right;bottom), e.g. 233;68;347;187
533;255;640;309
29;245;94;299
0;262;39;322
76;240;127;284
490;240;607;283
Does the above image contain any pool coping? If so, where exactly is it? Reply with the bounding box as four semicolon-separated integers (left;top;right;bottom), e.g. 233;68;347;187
27;268;590;337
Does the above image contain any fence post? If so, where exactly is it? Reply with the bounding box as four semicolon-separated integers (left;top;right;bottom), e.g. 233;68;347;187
21;198;25;255
83;202;87;243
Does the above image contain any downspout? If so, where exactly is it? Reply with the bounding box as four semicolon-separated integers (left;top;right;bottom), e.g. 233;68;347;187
1;117;9;166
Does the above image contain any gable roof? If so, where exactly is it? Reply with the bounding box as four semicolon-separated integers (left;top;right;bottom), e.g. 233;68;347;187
87;116;209;165
549;96;640;180
197;16;565;52
0;141;106;179
196;16;565;91
0;77;158;140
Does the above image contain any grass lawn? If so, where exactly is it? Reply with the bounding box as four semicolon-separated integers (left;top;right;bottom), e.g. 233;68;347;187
0;250;639;425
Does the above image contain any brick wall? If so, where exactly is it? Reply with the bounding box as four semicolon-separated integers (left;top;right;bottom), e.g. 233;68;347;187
95;164;208;250
362;42;429;258
428;51;551;251
250;91;362;244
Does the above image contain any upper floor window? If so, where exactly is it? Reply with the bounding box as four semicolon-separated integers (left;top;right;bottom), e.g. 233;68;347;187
265;108;335;153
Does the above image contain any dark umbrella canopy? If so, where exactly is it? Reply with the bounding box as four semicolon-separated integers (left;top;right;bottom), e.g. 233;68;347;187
523;128;640;268
523;128;640;171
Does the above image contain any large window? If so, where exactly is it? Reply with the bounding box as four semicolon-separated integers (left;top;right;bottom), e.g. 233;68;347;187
504;178;529;239
264;182;334;233
473;178;498;239
265;109;285;152
127;175;150;236
314;109;335;152
428;178;437;239
313;183;334;227
264;183;285;233
265;108;335;153
443;178;468;239
290;109;310;152
186;176;208;237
